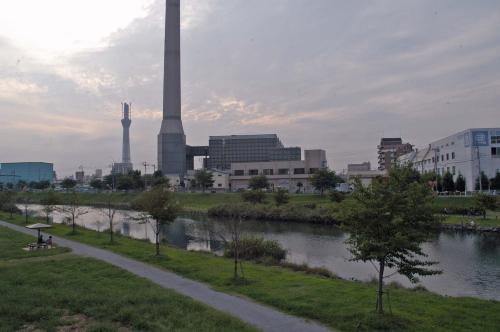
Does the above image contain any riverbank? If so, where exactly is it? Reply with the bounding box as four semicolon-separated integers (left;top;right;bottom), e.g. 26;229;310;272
0;225;257;332
2;212;499;332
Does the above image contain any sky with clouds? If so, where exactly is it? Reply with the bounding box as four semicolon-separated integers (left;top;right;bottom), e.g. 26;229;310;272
1;0;499;177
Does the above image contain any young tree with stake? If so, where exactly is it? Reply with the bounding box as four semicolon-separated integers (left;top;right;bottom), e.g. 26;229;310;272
58;191;88;234
340;165;441;315
99;193;119;244
134;185;182;256
40;190;60;223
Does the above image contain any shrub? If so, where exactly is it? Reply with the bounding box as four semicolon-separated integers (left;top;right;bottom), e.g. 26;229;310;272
329;191;347;203
224;237;286;262
273;189;289;206
241;190;266;204
207;203;339;224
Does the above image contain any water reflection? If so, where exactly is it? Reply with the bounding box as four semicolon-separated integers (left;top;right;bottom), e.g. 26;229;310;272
24;204;500;301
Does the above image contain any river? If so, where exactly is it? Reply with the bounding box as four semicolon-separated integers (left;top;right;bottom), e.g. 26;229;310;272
23;204;500;301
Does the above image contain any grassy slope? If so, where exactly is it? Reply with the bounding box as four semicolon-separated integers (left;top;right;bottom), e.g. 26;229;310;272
3;214;499;332
0;226;257;332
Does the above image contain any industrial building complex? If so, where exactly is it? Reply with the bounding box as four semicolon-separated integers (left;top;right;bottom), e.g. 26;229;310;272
0;162;54;185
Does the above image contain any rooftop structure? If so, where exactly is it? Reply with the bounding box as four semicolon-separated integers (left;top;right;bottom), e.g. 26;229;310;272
347;162;371;172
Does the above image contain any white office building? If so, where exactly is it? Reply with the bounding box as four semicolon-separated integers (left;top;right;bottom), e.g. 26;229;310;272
398;128;500;191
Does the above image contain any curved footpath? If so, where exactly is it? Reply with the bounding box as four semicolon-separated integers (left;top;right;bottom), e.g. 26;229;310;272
0;220;332;332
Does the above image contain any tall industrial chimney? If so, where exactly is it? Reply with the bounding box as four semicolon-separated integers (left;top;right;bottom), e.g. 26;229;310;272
121;102;132;164
157;0;186;177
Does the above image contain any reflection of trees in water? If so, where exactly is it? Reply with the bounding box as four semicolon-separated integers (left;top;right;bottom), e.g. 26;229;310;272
475;233;500;256
185;213;344;238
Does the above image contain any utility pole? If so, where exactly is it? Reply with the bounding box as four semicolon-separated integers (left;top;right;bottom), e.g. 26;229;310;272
477;146;482;192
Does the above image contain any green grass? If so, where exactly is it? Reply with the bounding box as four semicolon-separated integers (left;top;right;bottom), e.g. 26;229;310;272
0;225;70;260
0;225;258;332
3;213;499;332
443;211;500;227
17;191;476;213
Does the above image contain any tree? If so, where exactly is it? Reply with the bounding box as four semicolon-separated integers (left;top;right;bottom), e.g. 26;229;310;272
310;169;340;195
339;165;441;315
99;193;118;244
490;172;500;190
274;188;289;206
436;174;443;192
455;174;466;192
0;191;18;218
58;191;88;234
17;180;28;191
248;175;269;191
116;176;134;191
420;172;438;192
473;193;497;219
40;190;60;223
61;178;77;190
194;169;215;193
134;185;182;256
204;215;247;280
241;190;266;204
442;172;455;192
90;179;104;191
475;172;489;191
19;192;33;223
151;171;169;187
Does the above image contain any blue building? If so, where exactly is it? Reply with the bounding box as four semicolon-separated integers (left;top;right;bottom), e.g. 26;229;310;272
0;162;54;185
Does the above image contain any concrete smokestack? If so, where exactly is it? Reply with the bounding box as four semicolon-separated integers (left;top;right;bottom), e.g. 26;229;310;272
157;0;186;177
121;102;132;164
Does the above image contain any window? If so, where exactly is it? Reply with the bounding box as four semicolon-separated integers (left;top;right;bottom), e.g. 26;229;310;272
432;157;435;163
234;170;244;176
452;166;456;175
441;155;444;162
452;152;455;159
492;147;499;157
309;168;319;174
218;183;222;187
249;169;259;176
446;153;449;161
278;168;289;175
447;167;450;173
491;136;500;144
263;169;274;176
294;168;305;175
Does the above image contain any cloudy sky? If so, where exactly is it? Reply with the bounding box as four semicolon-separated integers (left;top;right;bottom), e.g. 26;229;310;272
1;0;499;177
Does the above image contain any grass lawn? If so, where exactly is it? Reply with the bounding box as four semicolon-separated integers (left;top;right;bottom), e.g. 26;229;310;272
0;225;258;332
2;213;499;332
17;191;476;213
443;211;500;227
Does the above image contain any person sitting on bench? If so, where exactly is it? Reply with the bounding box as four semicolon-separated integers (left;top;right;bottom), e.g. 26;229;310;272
46;236;53;247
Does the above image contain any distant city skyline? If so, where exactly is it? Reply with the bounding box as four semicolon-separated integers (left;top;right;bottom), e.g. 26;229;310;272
1;0;500;176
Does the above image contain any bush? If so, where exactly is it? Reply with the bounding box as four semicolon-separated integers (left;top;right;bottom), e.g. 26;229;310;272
224;237;286;262
273;189;289;206
329;191;347;203
208;203;339;224
241;190;266;204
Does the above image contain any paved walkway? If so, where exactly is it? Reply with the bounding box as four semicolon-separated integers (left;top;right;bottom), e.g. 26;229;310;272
1;220;332;332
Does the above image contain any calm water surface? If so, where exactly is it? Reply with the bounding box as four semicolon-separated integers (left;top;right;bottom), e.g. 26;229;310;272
25;205;500;301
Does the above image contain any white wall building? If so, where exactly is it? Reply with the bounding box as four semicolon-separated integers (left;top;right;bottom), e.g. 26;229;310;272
230;150;327;192
398;128;500;191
